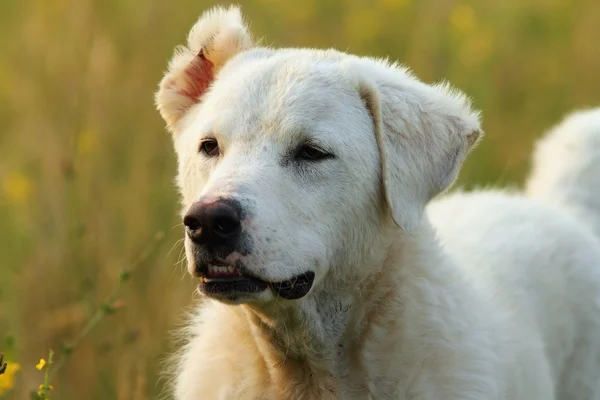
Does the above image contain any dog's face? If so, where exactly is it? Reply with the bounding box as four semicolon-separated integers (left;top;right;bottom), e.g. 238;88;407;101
175;55;381;303
156;6;481;304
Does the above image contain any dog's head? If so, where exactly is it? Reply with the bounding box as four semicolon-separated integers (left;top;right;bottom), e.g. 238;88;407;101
156;6;481;304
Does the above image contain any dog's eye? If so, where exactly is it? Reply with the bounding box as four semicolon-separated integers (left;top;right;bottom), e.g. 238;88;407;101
296;145;332;161
199;139;219;156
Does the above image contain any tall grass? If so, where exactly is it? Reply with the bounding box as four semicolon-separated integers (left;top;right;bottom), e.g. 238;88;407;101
0;0;598;398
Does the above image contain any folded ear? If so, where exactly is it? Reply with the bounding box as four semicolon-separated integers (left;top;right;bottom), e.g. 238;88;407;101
350;60;482;231
155;6;253;133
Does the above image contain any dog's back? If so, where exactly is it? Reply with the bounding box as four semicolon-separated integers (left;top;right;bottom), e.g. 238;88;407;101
527;108;600;399
428;108;600;400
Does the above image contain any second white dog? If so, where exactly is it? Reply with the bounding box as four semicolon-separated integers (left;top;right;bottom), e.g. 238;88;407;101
155;6;600;399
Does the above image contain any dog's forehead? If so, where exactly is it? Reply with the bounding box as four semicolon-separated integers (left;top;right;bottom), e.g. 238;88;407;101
193;51;362;144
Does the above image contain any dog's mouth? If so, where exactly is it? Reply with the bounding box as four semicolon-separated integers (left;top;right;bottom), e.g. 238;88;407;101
197;262;315;300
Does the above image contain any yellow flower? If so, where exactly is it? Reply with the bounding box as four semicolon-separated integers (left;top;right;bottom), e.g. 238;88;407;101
36;358;47;371
0;362;20;395
2;170;34;204
38;384;53;390
38;383;54;398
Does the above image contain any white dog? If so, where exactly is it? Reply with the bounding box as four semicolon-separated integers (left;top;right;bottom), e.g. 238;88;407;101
155;6;600;399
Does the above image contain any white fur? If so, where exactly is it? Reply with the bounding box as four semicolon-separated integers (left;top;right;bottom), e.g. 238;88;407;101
155;6;600;400
526;108;600;238
155;6;253;131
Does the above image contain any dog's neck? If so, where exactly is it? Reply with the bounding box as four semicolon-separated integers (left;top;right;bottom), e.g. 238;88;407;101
242;294;352;398
239;224;418;398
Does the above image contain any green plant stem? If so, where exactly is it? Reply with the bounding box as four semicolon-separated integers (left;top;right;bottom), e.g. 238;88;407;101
48;231;165;381
41;349;54;398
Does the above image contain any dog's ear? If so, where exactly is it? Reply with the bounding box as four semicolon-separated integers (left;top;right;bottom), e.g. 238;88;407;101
155;6;253;133
351;60;482;231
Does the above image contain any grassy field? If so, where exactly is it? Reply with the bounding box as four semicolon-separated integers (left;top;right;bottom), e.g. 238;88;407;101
0;0;598;398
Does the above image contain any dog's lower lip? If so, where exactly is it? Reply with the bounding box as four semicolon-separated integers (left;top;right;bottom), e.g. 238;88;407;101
270;271;315;300
202;275;248;283
198;273;269;296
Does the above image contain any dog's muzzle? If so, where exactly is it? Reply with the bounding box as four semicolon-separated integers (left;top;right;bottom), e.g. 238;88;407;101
195;260;315;300
184;198;316;301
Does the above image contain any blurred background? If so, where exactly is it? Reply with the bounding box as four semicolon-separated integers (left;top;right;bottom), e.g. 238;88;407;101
0;0;598;398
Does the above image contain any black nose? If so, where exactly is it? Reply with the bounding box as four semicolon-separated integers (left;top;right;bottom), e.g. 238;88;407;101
183;200;242;247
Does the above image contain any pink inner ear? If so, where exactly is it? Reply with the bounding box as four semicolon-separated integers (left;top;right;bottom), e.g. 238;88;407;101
180;52;214;101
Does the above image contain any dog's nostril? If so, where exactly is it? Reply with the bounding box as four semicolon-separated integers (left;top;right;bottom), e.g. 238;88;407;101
183;214;201;232
213;215;241;237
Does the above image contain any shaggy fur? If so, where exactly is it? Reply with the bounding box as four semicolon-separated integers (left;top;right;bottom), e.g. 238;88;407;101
526;108;600;238
155;6;600;400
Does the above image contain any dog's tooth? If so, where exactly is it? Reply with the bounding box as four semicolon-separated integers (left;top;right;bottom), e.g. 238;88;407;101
205;264;238;276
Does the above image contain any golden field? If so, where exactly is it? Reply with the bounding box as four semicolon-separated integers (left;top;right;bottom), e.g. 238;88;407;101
0;0;598;398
